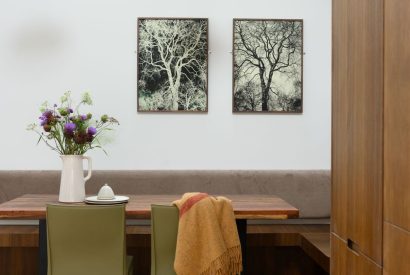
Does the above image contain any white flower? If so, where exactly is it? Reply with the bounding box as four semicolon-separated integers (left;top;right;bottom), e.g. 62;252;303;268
60;91;71;103
39;101;48;112
81;92;93;105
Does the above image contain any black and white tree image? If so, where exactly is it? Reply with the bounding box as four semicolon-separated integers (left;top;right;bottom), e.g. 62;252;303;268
233;19;303;112
138;18;208;112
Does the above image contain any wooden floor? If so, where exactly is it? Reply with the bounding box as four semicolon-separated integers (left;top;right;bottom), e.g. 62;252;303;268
0;224;330;275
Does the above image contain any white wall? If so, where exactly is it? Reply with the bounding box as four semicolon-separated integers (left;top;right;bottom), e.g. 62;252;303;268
0;0;331;170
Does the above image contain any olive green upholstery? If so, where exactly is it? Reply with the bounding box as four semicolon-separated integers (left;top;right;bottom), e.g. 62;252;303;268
151;205;179;275
46;204;133;275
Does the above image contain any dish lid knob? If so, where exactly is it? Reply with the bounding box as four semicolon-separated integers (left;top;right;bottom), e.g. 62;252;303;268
97;184;115;200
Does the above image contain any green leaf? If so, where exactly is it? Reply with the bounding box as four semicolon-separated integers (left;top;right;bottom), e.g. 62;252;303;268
36;135;42;145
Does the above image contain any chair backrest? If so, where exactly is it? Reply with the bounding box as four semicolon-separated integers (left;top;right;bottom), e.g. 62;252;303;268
46;204;127;275
151;205;179;275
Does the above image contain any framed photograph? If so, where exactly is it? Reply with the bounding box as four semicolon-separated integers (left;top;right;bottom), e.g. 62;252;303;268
137;18;208;112
233;19;303;113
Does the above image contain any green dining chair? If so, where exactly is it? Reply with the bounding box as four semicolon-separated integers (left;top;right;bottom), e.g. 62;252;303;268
46;204;133;275
150;204;179;275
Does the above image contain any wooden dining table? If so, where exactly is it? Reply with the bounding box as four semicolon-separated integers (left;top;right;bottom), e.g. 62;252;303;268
0;194;299;275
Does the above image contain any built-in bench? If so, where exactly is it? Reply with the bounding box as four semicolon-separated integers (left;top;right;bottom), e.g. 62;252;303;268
0;170;330;219
300;233;330;273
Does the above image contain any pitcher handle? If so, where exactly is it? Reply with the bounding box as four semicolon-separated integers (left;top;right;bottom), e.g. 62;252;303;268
82;156;92;182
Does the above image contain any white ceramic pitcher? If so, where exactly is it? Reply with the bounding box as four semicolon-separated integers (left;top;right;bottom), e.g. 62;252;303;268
59;155;92;202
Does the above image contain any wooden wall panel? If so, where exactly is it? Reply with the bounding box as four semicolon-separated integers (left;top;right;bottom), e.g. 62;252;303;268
332;0;384;264
331;234;347;275
346;0;384;264
384;0;410;273
348;249;383;275
331;0;349;241
384;0;410;233
331;233;382;275
383;222;410;275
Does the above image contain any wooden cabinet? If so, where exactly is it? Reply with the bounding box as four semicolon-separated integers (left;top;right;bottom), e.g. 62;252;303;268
331;234;382;275
332;0;383;266
333;0;410;273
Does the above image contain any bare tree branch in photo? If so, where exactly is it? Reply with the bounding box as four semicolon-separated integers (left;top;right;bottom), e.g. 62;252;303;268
233;19;303;112
234;80;261;111
138;18;208;111
179;79;207;111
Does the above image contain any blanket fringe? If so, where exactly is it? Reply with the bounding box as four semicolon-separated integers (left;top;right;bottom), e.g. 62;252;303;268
200;245;243;275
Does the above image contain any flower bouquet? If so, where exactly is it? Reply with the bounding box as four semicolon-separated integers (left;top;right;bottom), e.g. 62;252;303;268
28;91;119;155
27;91;119;202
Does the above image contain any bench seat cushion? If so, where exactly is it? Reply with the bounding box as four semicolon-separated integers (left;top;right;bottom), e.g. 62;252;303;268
0;170;330;219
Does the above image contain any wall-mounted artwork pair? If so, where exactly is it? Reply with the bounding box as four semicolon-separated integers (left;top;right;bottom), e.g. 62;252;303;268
137;18;303;113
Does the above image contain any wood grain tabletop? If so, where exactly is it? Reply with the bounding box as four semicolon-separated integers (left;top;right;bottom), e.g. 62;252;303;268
0;194;299;220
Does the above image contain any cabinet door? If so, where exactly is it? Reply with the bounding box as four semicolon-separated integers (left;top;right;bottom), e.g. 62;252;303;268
384;0;410;234
383;222;410;275
331;234;382;275
384;2;410;274
332;0;384;264
331;234;348;275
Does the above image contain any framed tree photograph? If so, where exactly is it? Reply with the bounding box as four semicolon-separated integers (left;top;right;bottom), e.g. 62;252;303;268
233;19;303;113
137;18;208;112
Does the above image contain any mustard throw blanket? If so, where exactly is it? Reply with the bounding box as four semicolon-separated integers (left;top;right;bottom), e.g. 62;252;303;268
173;193;242;275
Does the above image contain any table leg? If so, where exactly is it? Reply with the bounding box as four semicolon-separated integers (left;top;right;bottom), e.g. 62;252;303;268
39;219;47;275
236;219;247;275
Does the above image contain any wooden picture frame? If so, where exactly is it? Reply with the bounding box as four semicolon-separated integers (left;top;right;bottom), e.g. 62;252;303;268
232;19;304;113
137;18;209;113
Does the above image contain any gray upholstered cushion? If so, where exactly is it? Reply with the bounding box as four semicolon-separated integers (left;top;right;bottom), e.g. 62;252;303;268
0;170;330;219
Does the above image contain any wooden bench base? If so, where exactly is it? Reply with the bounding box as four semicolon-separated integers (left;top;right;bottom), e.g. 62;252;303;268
0;224;330;275
248;225;330;274
300;233;330;273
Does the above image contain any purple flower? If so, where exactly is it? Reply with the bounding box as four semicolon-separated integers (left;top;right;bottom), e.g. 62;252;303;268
39;110;55;127
68;108;73;113
80;114;87;121
64;123;76;134
74;132;88;144
39;115;47;126
42;110;53;118
87;127;97;136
